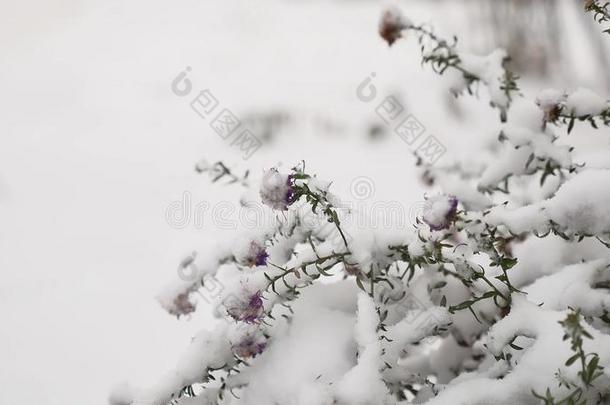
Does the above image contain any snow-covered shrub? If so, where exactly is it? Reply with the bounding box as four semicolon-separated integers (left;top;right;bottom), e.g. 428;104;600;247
112;6;610;405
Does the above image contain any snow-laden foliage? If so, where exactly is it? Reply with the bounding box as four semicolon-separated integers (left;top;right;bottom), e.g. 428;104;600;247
112;6;610;405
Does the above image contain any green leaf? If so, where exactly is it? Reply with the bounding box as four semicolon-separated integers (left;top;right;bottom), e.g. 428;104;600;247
450;300;473;311
500;257;518;270
565;353;580;366
586;356;600;382
481;291;496;299
568;117;575;134
355;275;365;292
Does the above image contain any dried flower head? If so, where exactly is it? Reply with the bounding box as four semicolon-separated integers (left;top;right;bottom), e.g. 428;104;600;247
379;6;410;46
170;292;196;317
535;88;567;124
344;264;361;276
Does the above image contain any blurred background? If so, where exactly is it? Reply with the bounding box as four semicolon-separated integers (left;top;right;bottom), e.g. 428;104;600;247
0;0;608;404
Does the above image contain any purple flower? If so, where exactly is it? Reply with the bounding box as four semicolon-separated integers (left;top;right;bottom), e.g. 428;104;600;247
231;327;267;359
255;249;269;266
248;290;263;308
233;238;269;267
227;290;265;324
242;291;264;323
422;195;458;231
233;338;266;359
260;168;297;210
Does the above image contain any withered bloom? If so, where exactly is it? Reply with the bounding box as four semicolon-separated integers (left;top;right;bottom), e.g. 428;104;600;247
379;6;410;46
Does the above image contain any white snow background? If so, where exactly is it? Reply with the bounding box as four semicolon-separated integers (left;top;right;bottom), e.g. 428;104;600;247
0;0;608;404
